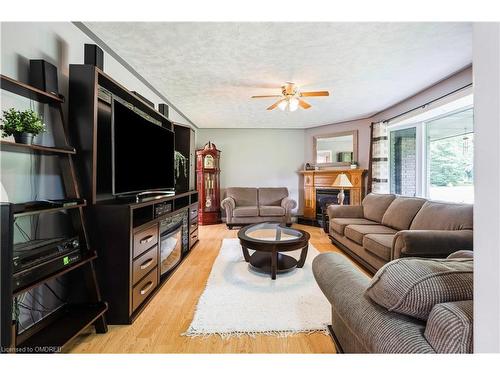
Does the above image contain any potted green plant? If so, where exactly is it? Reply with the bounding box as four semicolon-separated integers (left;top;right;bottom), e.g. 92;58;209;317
0;108;46;144
174;150;188;179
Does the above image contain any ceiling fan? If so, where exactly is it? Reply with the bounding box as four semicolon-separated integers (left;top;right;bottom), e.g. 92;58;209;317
251;82;330;111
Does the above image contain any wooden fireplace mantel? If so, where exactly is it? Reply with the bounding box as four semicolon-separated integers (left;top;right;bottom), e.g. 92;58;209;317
299;168;367;219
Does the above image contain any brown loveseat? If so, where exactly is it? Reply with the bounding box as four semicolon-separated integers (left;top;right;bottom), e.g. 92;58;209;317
221;187;296;229
327;193;473;273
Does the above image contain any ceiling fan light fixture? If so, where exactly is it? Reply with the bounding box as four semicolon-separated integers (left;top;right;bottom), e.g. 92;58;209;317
289;97;299;112
278;100;288;111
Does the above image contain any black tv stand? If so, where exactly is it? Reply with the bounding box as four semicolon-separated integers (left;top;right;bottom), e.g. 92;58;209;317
90;190;199;324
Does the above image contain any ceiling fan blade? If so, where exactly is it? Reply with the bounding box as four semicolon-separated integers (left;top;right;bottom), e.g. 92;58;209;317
298;99;312;109
300;91;330;97
267;99;285;110
251;95;283;99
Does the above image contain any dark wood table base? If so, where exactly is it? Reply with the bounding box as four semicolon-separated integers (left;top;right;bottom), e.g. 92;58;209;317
238;223;310;280
242;245;308;280
249;252;298;275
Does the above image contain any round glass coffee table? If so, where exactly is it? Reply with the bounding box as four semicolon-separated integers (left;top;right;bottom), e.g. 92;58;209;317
237;222;310;280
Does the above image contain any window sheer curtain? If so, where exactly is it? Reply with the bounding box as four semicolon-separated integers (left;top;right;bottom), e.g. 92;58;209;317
368;121;389;193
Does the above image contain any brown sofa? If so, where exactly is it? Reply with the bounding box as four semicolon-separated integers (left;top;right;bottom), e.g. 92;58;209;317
221;187;296;229
327;193;473;273
313;251;473;353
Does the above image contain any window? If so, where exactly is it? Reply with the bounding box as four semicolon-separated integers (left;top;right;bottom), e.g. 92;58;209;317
426;108;474;203
388;92;473;203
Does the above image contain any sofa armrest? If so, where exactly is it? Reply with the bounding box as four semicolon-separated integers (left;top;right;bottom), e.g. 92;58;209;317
221;197;236;222
392;230;473;260
280;197;296;224
326;204;364;219
424;300;473;353
312;253;435;353
280;197;297;210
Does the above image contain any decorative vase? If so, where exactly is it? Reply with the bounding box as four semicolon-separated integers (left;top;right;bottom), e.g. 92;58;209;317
13;132;35;144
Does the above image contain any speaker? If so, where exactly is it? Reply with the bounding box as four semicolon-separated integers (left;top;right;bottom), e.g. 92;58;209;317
29;60;59;96
84;44;104;70
158;103;169;118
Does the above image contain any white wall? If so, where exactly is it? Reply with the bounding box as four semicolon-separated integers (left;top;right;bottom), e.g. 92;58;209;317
196;128;305;214
473;22;500;353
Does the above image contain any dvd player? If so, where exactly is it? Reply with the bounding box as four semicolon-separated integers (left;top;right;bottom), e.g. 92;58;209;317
13;237;80;273
13;248;82;291
12;236;82;290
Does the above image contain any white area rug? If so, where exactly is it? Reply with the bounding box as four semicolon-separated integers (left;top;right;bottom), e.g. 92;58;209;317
183;238;330;338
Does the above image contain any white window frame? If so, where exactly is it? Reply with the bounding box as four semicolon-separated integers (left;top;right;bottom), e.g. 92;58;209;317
387;99;473;200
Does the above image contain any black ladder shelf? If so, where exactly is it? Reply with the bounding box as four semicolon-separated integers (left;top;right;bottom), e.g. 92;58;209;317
0;74;108;353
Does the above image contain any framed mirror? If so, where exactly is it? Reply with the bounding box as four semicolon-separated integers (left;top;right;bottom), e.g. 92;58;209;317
313;130;358;167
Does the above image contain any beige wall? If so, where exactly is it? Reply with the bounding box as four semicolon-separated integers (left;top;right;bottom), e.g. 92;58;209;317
196;128;305;214
304;117;372;169
373;65;472;122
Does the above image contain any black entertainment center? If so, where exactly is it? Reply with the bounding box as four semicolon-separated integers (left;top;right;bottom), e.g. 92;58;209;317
68;64;199;324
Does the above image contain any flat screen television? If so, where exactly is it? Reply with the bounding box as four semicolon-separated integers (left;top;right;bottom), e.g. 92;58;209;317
112;99;175;195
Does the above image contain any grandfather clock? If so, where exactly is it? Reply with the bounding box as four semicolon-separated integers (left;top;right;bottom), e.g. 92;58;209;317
196;142;221;225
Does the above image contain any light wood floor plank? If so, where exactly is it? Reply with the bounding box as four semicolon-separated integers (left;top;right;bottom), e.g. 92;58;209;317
66;223;357;353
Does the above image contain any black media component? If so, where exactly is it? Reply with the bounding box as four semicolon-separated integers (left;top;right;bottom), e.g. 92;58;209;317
84;44;104;70
12;236;81;291
29;59;59;95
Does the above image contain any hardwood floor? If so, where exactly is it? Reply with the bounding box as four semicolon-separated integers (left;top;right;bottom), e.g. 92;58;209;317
66;223;355;353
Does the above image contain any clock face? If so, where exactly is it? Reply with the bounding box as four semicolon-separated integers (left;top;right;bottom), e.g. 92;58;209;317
204;154;215;169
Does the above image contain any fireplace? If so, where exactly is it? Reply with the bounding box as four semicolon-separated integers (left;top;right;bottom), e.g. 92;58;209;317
315;188;350;230
159;209;189;278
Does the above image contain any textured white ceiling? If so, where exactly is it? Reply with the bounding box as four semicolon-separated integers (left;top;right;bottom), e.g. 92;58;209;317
84;22;472;129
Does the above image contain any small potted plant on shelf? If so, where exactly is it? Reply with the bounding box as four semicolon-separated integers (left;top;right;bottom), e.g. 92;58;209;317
0;108;46;144
174;150;188;178
350;160;358;169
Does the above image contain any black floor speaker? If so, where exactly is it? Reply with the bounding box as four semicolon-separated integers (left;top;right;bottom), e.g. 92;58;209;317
29;60;59;96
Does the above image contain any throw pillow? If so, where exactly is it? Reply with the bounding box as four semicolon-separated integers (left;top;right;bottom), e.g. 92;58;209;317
365;257;473;320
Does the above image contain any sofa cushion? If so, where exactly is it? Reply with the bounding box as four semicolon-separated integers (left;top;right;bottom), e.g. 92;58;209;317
259;205;285;217
233;206;259;217
330;218;378;235
381;197;427;230
258;187;289;206
365;257;473;320
409;201;473;231
225;187;258;207
424;300;473;353
363;234;395;261
362;193;397;222
344;225;397;245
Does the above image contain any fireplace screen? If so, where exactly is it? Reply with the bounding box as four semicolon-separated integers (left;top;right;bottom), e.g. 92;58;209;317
159;220;183;276
315;189;351;228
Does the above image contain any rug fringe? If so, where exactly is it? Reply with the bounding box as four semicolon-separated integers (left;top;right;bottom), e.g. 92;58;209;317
181;328;329;340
